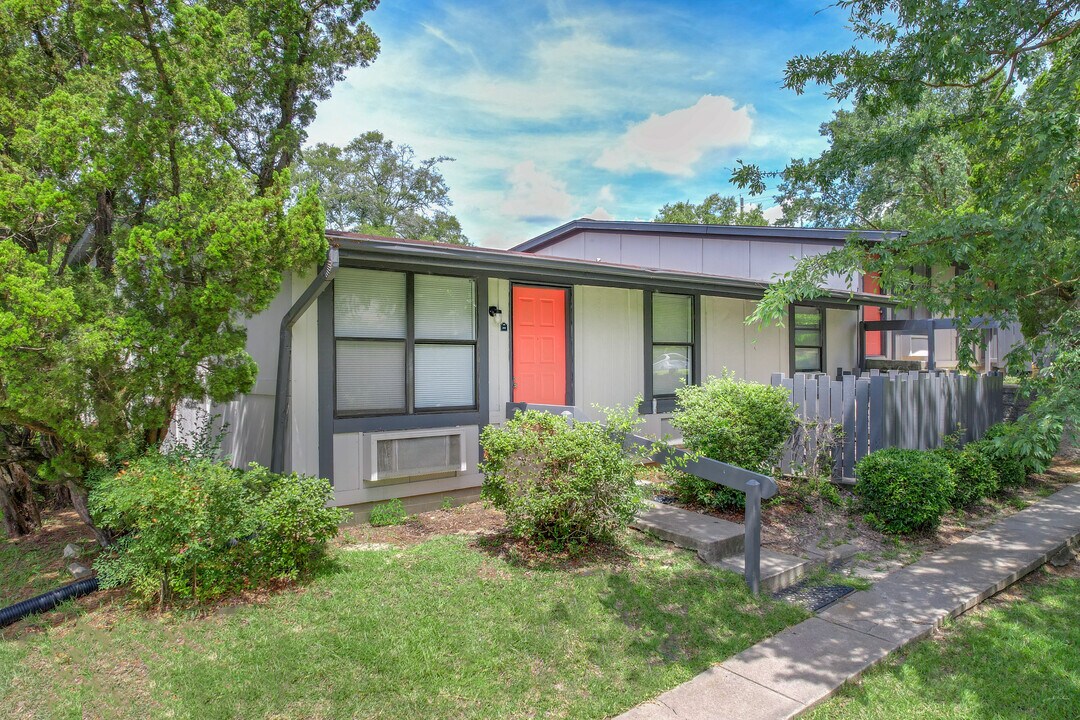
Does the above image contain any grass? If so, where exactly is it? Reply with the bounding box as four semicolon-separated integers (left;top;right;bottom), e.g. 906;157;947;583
0;531;807;719
808;567;1080;719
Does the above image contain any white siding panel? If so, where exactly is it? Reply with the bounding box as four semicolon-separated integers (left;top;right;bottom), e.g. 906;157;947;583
825;308;858;374
488;278;511;423
702;239;751;277
289;268;321;476
583;231;622;263
333;432;361;492
658;235;703;273
749;241;803;281
701;296;747;379
618;234;661;268
743;299;788;383
573;286;644;420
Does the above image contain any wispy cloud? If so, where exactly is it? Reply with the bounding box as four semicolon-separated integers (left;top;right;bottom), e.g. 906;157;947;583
500;161;575;221
596;95;754;176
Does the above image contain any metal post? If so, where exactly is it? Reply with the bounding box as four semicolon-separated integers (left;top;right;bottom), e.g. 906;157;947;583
744;479;761;595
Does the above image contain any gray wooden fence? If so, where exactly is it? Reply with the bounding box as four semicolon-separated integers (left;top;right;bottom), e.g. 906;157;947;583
771;370;1005;482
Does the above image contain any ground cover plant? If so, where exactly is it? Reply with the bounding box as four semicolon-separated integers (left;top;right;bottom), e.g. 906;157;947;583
668;373;796;510
0;524;806;719
808;563;1080;719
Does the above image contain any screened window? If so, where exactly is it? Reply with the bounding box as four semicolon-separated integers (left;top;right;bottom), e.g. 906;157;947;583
335;269;477;416
651;292;694;396
792;305;824;373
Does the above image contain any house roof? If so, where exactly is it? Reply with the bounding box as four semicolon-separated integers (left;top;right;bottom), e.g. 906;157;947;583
326;230;895;308
511;219;904;254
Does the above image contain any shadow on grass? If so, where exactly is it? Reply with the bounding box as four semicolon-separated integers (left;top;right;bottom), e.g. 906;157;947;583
472;530;634;572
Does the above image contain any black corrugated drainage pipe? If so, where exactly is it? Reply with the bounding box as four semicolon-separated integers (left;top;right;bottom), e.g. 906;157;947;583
270;245;340;473
0;577;100;628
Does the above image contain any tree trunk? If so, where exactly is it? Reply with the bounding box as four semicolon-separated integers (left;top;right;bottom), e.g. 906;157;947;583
0;463;42;538
66;480;111;548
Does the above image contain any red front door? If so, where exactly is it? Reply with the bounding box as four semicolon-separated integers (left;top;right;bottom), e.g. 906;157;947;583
512;285;568;404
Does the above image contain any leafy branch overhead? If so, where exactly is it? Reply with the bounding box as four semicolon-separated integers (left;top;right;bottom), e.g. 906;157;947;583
0;0;381;537
731;0;1079;444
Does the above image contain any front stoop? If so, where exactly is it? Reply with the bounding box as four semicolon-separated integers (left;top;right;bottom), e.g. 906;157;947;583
632;502;820;591
631;503;745;563
713;551;817;593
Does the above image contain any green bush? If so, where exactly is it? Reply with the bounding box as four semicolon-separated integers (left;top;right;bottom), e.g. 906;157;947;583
985;419;1059;476
90;452;346;605
854;448;956;534
980;424;1027;488
938;443;999;508
667;373;796;510
480;408;644;552
369;498;407;527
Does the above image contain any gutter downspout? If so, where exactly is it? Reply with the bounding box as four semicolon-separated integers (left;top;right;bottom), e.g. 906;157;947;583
271;245;339;473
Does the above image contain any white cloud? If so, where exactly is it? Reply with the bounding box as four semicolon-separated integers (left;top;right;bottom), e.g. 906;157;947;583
763;204;785;224
595;95;754;176
598;184;616;204
500;161;574;221
584;206;613;220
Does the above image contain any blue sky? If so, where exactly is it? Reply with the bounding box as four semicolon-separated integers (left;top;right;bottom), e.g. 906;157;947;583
306;0;857;247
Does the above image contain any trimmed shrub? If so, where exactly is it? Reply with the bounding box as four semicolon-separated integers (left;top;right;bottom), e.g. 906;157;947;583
480;408;644;551
90;453;346;605
369;498;407;527
854;448;956;534
668;373;796;510
938;443;999;508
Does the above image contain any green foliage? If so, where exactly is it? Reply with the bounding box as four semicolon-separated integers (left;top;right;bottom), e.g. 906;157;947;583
982;423;1029;488
440;497;455;512
480;408;645;552
731;1;1080;447
667;373;796;510
986;417;1064;476
90;453;345;605
368;499;407;527
855;448;956;534
938;443;999;509
296;131;469;244
654;193;768;226
0;0;380;532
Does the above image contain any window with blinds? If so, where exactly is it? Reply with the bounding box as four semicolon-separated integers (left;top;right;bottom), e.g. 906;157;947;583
651;292;694;396
334;268;477;416
792;305;824;373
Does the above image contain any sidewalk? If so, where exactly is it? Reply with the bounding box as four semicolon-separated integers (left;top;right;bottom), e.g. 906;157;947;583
615;482;1080;720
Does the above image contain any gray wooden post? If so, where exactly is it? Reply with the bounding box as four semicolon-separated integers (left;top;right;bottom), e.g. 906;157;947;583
745;479;761;595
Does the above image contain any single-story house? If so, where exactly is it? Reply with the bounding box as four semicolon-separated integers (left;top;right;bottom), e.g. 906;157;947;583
175;220;1017;516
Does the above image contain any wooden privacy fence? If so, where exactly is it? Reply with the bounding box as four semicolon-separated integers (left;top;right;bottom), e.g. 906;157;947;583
771;371;1006;482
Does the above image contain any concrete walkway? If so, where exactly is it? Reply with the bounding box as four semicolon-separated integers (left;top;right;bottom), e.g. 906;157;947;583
616;483;1080;720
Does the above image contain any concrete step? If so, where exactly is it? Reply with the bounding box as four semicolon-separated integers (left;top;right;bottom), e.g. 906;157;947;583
631;502;744;563
712;550;820;593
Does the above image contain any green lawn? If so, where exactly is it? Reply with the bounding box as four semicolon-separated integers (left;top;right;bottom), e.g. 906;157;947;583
809;567;1080;720
0;531;806;719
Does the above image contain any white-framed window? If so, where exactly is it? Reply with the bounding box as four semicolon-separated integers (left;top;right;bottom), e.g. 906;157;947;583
334;268;477;416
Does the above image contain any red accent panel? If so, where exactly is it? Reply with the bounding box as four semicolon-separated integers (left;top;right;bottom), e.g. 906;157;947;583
512;286;567;405
863;272;884;357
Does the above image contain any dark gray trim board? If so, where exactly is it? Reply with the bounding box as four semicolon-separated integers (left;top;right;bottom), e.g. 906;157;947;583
327;233;894;309
511;219;905;254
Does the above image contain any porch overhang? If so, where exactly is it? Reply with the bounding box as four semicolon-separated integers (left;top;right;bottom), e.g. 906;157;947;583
327;232;897;309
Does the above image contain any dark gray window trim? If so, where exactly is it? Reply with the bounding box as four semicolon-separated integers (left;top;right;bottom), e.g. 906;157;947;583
507;281;575;407
789;304;827;374
318;264;490;483
641;290;700;414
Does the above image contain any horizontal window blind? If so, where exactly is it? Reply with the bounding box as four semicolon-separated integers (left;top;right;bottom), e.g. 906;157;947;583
653;293;692;343
336;341;406;413
334;269;406;339
415;275;476;340
415;344;475;408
